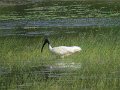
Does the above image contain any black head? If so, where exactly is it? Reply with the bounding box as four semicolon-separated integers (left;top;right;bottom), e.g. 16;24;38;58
41;38;50;52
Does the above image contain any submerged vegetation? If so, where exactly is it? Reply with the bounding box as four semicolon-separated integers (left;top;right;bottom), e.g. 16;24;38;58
0;27;120;90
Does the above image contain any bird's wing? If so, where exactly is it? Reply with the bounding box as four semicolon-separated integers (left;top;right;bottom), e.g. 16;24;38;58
52;46;75;55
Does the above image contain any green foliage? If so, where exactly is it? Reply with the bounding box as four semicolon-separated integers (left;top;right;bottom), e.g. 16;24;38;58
0;27;120;90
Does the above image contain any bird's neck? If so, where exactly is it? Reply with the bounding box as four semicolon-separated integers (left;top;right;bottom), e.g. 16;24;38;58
48;44;52;51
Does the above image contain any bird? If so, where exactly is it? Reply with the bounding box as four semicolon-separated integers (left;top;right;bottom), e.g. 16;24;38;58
41;38;82;58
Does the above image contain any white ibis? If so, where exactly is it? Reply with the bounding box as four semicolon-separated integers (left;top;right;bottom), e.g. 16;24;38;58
41;38;82;58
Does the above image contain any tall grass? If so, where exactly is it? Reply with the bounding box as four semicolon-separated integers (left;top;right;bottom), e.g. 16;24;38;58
0;27;120;90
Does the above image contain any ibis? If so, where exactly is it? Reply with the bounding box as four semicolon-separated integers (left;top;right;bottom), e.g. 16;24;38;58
41;38;82;58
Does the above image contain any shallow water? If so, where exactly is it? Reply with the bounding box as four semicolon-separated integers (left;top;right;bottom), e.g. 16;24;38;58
0;18;120;29
0;18;120;36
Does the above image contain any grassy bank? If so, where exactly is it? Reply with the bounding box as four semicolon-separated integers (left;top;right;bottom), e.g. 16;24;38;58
0;27;120;90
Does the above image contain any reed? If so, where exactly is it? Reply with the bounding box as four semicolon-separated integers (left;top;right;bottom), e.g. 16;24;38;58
0;27;120;90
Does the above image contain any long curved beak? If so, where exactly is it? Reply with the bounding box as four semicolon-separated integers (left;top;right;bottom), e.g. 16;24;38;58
41;40;47;52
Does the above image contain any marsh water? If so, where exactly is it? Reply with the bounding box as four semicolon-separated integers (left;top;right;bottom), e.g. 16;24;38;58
0;0;120;89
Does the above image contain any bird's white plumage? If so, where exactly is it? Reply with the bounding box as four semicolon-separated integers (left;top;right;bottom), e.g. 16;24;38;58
49;45;82;57
41;38;82;58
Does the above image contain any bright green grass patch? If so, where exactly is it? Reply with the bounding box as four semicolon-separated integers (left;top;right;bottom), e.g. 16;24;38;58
0;27;120;90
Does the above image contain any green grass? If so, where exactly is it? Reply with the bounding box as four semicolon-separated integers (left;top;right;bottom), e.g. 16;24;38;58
0;1;120;20
0;27;120;90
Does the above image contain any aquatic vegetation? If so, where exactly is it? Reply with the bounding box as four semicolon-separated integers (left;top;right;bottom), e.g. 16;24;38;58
0;27;120;90
0;0;120;90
